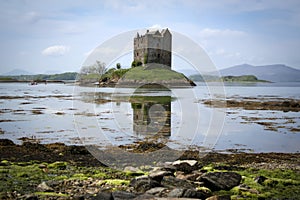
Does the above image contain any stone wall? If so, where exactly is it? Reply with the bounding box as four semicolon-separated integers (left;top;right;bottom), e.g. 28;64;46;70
134;29;172;67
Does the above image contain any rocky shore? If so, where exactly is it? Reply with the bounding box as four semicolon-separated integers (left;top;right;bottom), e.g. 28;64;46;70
0;139;300;200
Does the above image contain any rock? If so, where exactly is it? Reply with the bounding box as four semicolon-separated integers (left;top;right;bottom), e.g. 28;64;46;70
205;195;231;200
146;187;168;196
158;163;177;173
254;175;267;184
124;166;140;172
149;170;173;182
72;195;86;200
19;194;38;200
172;160;200;173
37;181;54;192
130;176;161;193
91;192;113;200
38;164;47;169
176;171;202;181
133;193;156;199
112;191;137;200
48;161;67;170
168;188;209;199
124;166;145;176
0;139;15;146
200;172;242;191
238;184;259;194
161;176;194;189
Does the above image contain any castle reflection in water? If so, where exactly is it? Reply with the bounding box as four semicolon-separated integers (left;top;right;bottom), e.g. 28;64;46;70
130;95;171;137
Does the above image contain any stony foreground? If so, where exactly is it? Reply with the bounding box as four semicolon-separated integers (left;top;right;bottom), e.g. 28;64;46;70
0;139;300;200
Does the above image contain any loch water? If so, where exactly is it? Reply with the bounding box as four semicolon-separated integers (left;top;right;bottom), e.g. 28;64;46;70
0;82;299;153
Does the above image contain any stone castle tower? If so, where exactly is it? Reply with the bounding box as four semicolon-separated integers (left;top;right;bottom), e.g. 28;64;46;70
134;28;172;67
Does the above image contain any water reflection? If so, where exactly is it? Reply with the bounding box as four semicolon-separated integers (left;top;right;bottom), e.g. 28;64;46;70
130;95;171;137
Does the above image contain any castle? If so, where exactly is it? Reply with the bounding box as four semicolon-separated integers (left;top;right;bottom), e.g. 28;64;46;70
133;28;172;67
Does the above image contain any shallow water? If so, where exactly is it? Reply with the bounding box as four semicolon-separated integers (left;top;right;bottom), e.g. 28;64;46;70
0;82;299;153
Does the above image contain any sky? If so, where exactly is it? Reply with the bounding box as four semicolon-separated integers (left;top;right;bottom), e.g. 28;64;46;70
0;0;300;74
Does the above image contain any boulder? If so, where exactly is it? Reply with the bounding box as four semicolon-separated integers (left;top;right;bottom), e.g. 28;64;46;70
168;188;209;199
254;175;267;185
200;172;241;191
205;195;231;200
130;176;161;193
91;192;112;200
176;171;203;181
158;163;177;173
133;193;156;199
145;187;169;196
161;176;194;189
149;170;173;182
112;191;137;200
172;160;200;173
36;181;54;192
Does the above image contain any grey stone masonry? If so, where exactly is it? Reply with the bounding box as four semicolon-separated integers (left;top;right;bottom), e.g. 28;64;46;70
134;29;172;67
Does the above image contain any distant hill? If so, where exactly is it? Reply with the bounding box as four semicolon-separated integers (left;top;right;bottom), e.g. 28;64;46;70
2;69;34;76
0;72;78;82
189;74;268;83
217;64;300;82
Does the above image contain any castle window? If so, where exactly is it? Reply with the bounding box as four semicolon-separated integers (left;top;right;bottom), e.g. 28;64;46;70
157;53;160;58
137;53;139;56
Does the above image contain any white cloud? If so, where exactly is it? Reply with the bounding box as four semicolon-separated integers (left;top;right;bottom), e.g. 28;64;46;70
42;45;70;56
199;28;246;38
149;24;162;29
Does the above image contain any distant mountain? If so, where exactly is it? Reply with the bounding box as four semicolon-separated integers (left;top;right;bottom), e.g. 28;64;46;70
216;64;300;82
44;70;62;75
2;69;34;76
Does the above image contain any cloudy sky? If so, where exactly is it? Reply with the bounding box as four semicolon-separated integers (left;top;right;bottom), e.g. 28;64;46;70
1;0;300;74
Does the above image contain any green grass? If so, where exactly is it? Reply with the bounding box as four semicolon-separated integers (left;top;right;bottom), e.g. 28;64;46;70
122;67;186;81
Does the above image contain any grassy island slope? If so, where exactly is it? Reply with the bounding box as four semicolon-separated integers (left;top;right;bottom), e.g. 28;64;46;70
116;64;196;87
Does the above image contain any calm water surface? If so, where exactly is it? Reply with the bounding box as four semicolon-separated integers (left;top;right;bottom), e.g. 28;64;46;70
0;82;299;153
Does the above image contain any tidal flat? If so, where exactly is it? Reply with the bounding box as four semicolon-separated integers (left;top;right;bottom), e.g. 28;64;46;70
0;82;300;199
0;139;300;199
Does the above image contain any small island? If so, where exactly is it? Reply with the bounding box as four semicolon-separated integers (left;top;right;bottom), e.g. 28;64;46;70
99;29;196;88
189;74;270;83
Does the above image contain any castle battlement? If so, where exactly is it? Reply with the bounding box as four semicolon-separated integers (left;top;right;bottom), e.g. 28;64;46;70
134;28;172;67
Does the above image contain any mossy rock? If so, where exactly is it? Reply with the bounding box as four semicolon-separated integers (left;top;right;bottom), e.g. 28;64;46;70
48;161;67;170
98;179;130;186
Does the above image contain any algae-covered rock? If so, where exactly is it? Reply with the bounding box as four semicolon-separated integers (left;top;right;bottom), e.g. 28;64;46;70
48;161;67;170
201;172;242;191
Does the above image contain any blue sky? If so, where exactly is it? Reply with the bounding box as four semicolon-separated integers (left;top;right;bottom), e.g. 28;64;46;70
1;0;300;74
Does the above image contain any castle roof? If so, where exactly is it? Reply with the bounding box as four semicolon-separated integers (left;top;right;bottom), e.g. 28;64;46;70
135;28;171;38
146;30;161;36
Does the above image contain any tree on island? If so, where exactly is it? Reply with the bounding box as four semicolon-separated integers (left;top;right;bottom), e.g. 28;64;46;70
80;60;107;75
116;63;121;69
131;60;142;68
